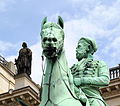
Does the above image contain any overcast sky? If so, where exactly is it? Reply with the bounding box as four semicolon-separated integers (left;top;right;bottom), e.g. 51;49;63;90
0;0;120;84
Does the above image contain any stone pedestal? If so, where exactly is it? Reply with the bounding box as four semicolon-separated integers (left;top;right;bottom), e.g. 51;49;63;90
15;73;40;94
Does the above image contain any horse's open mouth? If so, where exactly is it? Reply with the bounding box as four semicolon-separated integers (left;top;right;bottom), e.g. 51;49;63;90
43;47;57;58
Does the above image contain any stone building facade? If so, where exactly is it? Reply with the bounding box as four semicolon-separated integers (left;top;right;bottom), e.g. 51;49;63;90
100;64;120;106
0;55;40;106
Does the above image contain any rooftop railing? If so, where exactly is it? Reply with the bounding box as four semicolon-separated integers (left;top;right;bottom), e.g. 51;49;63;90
0;55;8;66
109;64;120;80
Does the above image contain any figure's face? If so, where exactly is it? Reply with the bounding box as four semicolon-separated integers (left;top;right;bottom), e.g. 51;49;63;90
41;23;64;59
76;40;89;61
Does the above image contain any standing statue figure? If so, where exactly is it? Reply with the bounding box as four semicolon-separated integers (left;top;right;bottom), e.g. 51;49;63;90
71;37;110;106
15;42;32;76
40;17;90;106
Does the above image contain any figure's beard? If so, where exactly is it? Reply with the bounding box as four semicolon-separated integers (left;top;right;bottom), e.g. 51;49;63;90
76;50;87;61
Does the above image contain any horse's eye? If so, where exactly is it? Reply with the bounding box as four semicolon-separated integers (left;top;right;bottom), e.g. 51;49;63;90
43;37;47;42
77;45;81;48
52;38;57;42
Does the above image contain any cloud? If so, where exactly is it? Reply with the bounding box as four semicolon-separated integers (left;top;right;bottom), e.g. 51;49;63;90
43;0;120;67
0;41;16;55
30;42;43;84
3;0;120;84
53;0;119;41
66;0;102;13
101;36;120;66
63;0;120;67
6;55;17;62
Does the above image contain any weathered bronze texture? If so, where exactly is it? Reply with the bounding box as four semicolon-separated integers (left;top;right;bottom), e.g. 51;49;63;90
15;42;32;76
40;17;90;106
71;37;110;106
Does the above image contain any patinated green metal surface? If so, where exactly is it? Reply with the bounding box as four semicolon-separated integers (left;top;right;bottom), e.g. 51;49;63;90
40;17;90;106
71;37;110;106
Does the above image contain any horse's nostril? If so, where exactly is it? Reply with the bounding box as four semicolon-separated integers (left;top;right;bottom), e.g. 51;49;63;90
48;43;52;47
52;38;57;42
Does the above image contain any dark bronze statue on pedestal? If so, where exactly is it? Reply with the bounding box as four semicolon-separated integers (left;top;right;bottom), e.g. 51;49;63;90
15;42;32;76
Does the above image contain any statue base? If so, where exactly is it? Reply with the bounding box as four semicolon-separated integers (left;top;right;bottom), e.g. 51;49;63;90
15;73;40;94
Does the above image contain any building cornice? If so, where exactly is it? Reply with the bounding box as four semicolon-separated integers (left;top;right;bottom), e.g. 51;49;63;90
100;78;120;100
0;63;15;77
0;86;40;105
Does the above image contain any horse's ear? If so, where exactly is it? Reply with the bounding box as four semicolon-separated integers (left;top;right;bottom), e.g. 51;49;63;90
41;17;47;30
57;16;64;29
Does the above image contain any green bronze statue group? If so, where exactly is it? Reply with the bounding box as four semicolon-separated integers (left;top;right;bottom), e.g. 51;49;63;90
39;16;110;106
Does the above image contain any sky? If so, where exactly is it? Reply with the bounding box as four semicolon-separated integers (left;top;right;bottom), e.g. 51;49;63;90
0;0;120;84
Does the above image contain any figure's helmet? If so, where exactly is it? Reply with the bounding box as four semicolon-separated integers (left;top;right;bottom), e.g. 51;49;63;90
40;16;64;59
